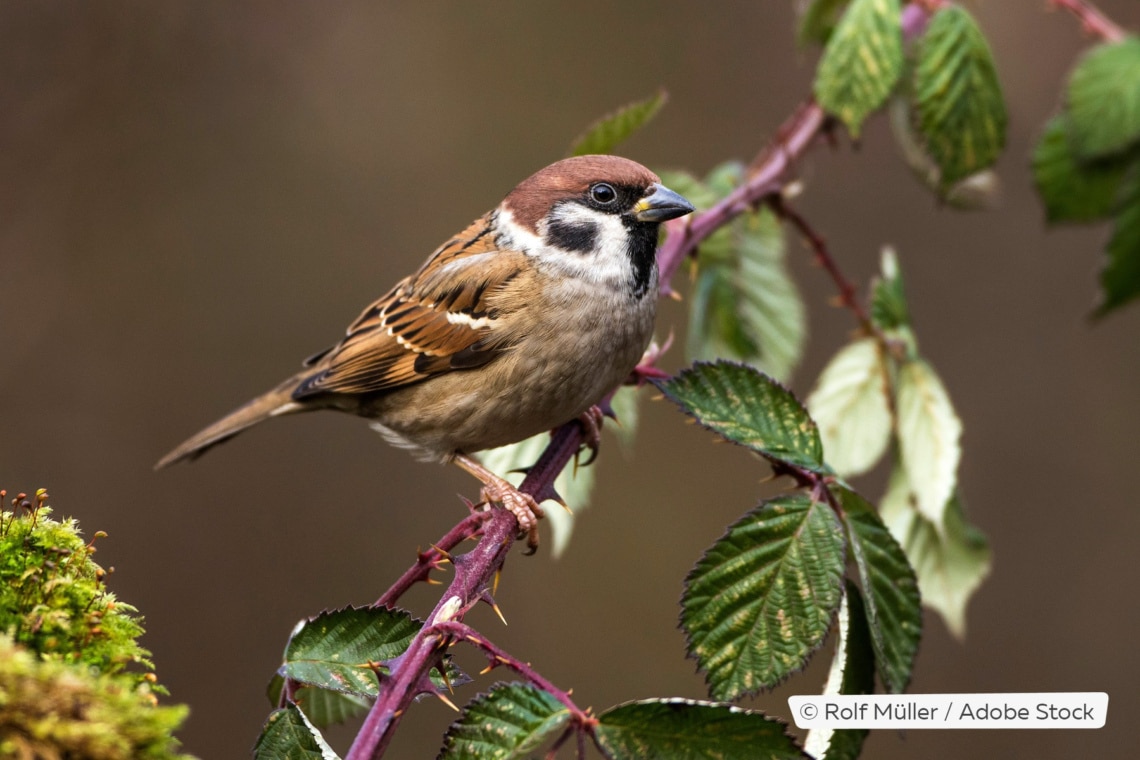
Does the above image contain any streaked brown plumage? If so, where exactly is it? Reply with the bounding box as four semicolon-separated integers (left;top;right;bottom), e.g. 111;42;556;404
157;155;694;548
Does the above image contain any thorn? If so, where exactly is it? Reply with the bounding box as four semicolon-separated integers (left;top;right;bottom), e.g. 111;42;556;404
667;289;683;302
438;665;454;694
479;663;494;675
425;576;443;586
429;544;453;563
490;601;508;627
492;568;501;597
436;692;460;712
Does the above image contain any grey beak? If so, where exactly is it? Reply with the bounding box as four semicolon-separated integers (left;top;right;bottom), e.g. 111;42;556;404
633;183;695;223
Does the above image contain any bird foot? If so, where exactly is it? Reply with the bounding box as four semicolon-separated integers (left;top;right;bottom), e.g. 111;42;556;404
453;452;545;553
575;405;605;468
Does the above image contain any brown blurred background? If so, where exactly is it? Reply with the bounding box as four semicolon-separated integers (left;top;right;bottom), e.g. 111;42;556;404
2;2;1138;758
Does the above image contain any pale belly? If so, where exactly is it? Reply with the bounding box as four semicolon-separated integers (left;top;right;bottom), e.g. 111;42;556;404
363;287;655;461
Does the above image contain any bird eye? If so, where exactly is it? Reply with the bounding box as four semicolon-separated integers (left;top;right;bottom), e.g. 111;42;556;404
589;182;617;205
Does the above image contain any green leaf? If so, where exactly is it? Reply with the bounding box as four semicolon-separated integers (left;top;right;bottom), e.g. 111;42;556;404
869;247;911;334
881;466;991;639
282;606;459;698
814;0;903;137
798;0;849;47
689;206;807;382
1033;115;1129;224
569;89;668;157
682;494;846;699
596;700;806;760
895;359;962;529
802;581;874;760
437;682;570;760
888;96;1002;211
1098;160;1140;315
834;487;921;693
806;338;892;477
1066;37;1140;161
655;361;827;473
267;675;370;729
913;5;1007;187
254;705;340;760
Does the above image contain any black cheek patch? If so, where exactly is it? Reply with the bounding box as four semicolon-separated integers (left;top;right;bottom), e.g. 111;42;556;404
546;217;600;254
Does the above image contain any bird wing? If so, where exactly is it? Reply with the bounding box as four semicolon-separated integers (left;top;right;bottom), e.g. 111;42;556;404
293;215;527;398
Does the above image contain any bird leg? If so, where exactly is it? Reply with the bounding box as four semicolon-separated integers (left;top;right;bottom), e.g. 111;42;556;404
574;405;605;468
452;453;544;552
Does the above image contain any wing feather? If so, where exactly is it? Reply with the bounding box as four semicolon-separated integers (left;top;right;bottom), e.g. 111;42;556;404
293;215;525;399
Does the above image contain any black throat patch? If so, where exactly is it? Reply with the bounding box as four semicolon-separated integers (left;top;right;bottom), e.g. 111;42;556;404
624;222;658;299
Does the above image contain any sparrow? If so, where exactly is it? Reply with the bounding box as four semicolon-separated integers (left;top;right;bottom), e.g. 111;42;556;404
156;155;694;548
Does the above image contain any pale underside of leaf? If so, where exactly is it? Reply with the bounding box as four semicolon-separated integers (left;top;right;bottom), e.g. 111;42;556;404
895;358;962;529
880;466;990;638
807;338;892;477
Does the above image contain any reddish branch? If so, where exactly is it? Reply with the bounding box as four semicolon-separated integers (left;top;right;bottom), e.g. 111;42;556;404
339;1;1139;757
1051;0;1128;42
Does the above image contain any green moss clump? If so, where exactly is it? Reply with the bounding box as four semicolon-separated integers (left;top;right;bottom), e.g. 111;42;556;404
0;633;191;759
0;489;193;759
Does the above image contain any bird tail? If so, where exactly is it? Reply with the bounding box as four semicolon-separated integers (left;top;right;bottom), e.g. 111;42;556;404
154;374;309;470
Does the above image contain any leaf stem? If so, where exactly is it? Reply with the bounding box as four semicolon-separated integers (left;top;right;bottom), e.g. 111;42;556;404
430;620;595;725
1050;0;1128;42
373;513;487;608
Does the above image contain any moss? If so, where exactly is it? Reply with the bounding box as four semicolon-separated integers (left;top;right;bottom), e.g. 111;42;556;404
0;489;193;759
0;634;192;759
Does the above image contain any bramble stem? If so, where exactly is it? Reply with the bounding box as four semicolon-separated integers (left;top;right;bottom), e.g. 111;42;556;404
1051;0;1128;42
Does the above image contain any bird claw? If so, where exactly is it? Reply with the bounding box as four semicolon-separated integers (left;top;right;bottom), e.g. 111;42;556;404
479;480;544;551
575;406;605;468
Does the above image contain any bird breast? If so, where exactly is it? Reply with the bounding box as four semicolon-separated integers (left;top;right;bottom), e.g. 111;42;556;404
366;273;657;461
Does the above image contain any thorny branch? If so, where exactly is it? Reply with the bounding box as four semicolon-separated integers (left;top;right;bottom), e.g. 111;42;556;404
326;1;1135;757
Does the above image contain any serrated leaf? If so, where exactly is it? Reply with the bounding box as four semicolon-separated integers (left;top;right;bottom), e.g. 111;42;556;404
1098;160;1140;315
655;361;826;473
896;359;962;528
1033;115;1129;224
881;466;991;639
798;0;849;47
282;606;463;699
834;487;921;693
689;207;807;382
682;494;846;699
437;682;569;760
296;687;371;729
569;89;668;157
479;433;595;559
814;0;903;137
869;247;911;334
1067;38;1140;161
807;338;892;478
888;96;1003;211
255;705;340;760
803;581;874;760
596;700;807;760
913;5;1007;187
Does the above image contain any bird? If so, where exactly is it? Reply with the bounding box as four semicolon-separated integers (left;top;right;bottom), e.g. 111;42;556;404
156;155;694;549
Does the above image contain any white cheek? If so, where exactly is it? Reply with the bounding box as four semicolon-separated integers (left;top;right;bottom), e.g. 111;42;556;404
494;208;545;253
537;205;633;288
